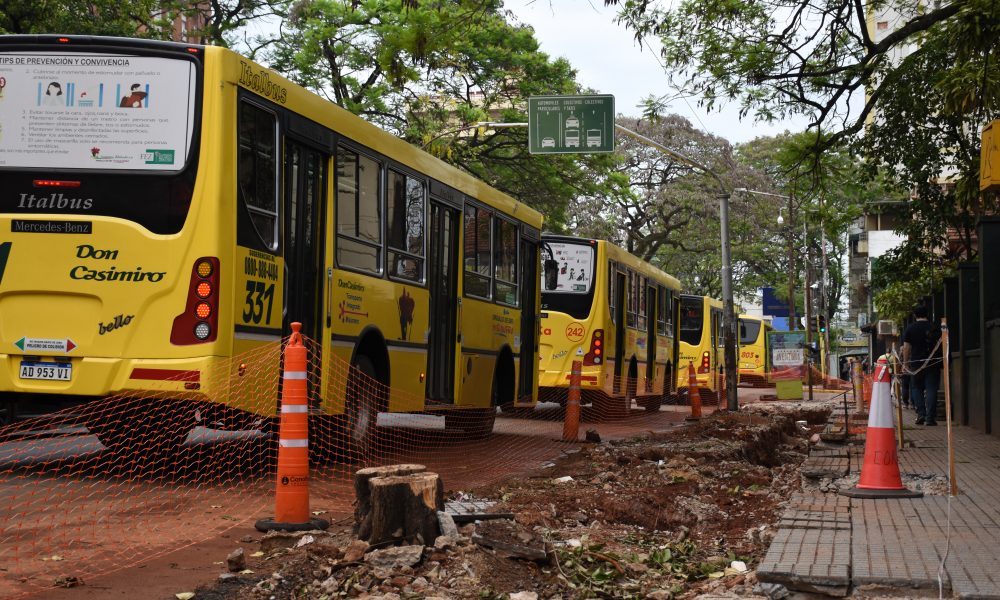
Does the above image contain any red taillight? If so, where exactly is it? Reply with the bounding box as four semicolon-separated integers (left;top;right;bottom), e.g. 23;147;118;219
171;257;219;345
57;37;71;43
33;179;81;188
583;329;604;366
698;351;711;374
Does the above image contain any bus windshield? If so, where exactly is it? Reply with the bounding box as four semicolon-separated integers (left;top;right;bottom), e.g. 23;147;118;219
679;297;703;345
0;47;201;234
740;318;761;345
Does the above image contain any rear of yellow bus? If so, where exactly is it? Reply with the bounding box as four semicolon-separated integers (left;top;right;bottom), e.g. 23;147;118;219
676;295;714;399
738;315;767;386
0;36;228;445
537;237;605;404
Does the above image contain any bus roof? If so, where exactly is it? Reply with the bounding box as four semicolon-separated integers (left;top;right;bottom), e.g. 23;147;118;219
0;35;543;229
541;234;681;290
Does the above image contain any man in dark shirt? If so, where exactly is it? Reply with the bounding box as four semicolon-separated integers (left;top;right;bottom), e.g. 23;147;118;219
901;306;942;425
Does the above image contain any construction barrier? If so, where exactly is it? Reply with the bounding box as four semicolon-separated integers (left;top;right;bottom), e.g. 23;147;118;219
841;356;922;499
0;333;725;597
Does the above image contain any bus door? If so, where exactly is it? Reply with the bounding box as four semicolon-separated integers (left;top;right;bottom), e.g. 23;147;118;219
427;200;459;402
612;268;627;393
646;284;657;392
518;232;539;401
283;139;329;406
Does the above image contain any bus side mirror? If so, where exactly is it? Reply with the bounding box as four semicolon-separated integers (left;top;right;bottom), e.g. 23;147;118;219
544;259;559;291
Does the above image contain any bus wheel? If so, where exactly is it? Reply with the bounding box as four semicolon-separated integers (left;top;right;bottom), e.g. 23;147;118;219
345;355;382;462
89;402;193;457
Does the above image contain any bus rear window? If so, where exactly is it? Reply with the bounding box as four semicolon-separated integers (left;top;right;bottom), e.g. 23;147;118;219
0;52;197;171
541;242;594;294
740;319;761;345
0;49;201;234
679;298;703;346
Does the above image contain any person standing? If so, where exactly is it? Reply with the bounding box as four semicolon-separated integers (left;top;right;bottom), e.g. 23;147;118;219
901;306;942;425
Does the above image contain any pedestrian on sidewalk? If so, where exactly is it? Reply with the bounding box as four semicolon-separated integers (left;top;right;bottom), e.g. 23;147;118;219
901;305;942;425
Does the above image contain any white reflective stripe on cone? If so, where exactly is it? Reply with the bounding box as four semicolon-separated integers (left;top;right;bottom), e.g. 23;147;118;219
868;380;894;428
281;404;309;413
279;439;309;448
284;371;307;380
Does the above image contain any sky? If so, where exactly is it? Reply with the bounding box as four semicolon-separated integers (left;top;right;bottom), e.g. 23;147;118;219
510;0;811;145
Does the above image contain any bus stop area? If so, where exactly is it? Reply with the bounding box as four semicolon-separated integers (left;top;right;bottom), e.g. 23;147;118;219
758;407;1000;598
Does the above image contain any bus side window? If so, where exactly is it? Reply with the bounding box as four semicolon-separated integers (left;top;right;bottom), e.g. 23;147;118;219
626;270;637;328
336;146;382;274
464;204;492;299
387;169;425;283
637;276;647;330
238;101;279;250
656;285;666;335
608;261;616;323
494;218;519;305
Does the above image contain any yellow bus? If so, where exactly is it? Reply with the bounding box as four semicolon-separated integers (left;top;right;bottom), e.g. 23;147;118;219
537;236;681;414
0;35;543;453
676;294;724;402
738;314;772;387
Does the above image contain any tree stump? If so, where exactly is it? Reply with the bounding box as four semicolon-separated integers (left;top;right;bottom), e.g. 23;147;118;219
354;464;427;539
357;468;444;546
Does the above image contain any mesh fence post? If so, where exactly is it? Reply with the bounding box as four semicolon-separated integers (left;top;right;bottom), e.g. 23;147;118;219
563;361;582;442
256;322;329;532
686;361;702;421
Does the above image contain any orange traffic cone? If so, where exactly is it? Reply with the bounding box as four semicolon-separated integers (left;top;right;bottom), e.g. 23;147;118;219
841;356;921;498
686;361;702;421
256;322;330;531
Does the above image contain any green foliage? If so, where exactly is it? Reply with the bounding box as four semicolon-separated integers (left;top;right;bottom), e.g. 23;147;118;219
268;0;617;227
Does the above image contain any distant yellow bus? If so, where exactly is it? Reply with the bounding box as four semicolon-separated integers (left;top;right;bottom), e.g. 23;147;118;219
676;295;724;402
538;236;681;414
0;35;542;453
738;314;772;387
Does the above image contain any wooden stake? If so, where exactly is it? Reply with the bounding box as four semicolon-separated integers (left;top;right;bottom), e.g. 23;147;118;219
941;318;958;496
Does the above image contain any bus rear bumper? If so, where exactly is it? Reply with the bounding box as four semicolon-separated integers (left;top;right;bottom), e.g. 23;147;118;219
0;353;237;404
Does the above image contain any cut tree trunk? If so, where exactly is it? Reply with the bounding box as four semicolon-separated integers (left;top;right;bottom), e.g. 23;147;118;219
365;472;444;546
353;464;426;539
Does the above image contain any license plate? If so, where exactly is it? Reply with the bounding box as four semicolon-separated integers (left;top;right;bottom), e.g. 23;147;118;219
19;361;72;381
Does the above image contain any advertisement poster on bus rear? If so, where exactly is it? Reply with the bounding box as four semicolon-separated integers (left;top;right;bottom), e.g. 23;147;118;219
0;53;195;171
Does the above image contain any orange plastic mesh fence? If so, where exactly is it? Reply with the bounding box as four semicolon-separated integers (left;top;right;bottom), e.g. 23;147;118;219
0;335;722;597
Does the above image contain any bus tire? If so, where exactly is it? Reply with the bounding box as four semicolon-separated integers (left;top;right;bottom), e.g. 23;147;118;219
345;355;382;462
89;402;193;457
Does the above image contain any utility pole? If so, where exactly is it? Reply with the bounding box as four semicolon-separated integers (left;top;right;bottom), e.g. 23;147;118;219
803;219;814;402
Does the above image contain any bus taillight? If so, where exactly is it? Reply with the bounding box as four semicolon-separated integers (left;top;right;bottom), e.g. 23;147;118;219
171;257;220;345
583;329;604;366
698;351;710;373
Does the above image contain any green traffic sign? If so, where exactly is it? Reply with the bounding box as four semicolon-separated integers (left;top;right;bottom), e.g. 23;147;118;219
528;95;615;154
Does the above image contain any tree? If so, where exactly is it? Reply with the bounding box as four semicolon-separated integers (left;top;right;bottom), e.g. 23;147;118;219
0;0;289;51
269;0;622;228
611;0;993;146
569;114;786;299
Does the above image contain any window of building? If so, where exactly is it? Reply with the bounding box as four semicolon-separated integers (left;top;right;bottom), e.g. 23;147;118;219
494;218;519;305
387;169;425;283
336;146;382;274
464;204;492;298
238;101;279;250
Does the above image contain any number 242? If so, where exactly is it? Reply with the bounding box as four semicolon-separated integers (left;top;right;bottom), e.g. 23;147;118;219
243;281;275;324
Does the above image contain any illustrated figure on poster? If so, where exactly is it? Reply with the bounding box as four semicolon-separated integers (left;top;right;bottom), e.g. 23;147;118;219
120;83;147;108
0;76;7;100
42;82;64;106
561;262;567;274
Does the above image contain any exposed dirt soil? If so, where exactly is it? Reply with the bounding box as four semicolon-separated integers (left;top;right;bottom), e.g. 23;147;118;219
185;404;828;599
